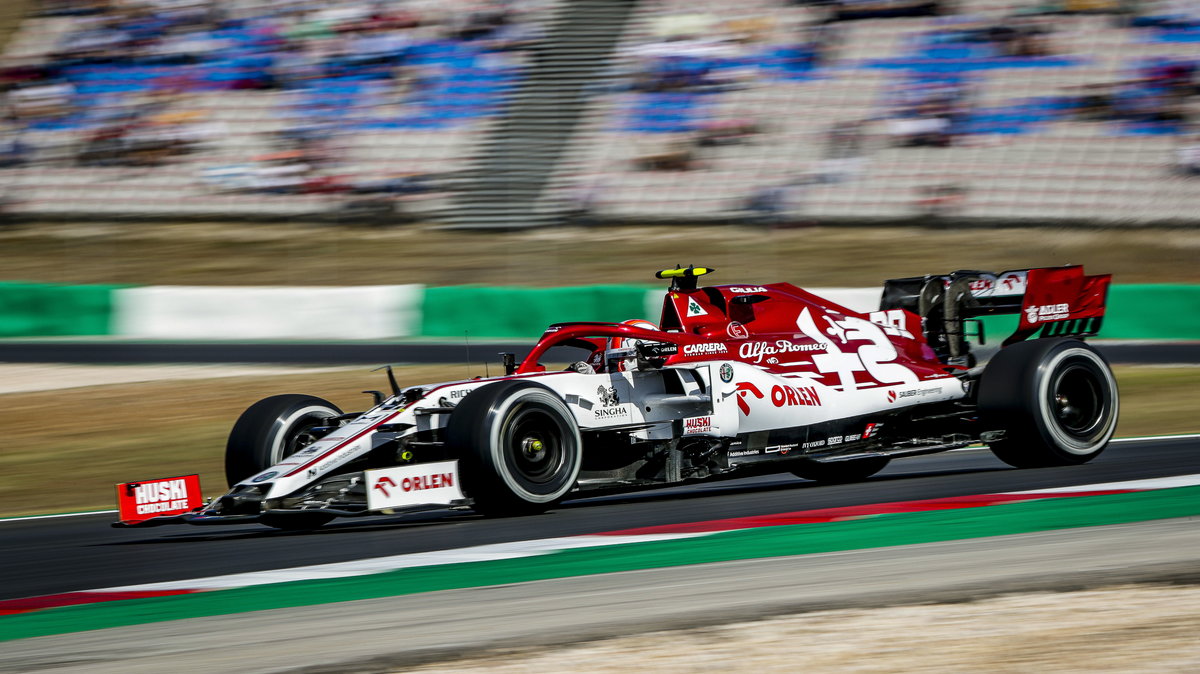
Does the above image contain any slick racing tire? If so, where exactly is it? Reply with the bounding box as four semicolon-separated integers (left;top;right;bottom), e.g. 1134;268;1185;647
225;394;343;487
978;338;1118;469
790;456;890;484
445;380;582;516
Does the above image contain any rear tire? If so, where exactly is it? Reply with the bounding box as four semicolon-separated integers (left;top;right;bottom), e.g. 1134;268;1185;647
225;394;342;486
790;457;890;484
978;339;1118;468
445;381;582;516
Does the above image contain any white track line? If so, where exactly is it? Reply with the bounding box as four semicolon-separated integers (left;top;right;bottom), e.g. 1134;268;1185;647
1006;473;1200;494
97;533;710;593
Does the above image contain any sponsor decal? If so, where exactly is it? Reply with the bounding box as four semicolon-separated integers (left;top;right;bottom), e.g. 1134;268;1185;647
683;416;713;435
450;389;471;399
294;446;360;479
739;340;827;364
719;363;734;383
892;386;945;401
843;433;862;442
765;444;798;455
943;273;1025;299
640;343;678;359
728;448;762;458
594;406;631;421
770;384;822;408
726;322;749;340
802;439;826;449
795;308;919;391
594;385;630;421
969;276;995;296
683;343;728;356
867;309;915;340
729;286;768;293
734;381;764;415
116;474;202;522
863;422;882;438
1025;303;1070;323
686;298;707;317
598;385;619;407
251;471;277;483
365;460;465;510
997;271;1027;296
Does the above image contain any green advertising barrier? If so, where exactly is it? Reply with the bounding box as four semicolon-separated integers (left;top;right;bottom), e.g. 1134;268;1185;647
420;285;654;339
1101;284;1200;340
0;282;121;337
420;284;1200;341
0;282;1197;340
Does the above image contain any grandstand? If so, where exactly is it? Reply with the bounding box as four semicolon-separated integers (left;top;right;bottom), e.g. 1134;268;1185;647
1;0;1198;225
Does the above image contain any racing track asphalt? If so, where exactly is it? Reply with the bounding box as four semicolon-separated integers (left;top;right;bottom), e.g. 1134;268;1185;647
1;436;1197;603
0;340;1196;365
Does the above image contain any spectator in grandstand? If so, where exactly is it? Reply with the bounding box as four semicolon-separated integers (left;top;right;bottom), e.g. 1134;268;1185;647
0;124;29;168
1175;133;1200;176
696;118;760;147
824;1;944;22
1068;83;1117;121
820;120;868;182
916;183;967;219
885;76;970;147
743;175;816;228
806;11;844;68
635;136;700;171
1129;0;1200;28
7;80;75;121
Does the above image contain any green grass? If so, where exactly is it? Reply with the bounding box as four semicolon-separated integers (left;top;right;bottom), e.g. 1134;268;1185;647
1;224;1199;287
0;0;30;53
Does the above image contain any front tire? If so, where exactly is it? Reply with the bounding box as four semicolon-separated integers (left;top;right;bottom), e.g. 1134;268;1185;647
979;338;1118;468
445;381;583;516
225;394;343;486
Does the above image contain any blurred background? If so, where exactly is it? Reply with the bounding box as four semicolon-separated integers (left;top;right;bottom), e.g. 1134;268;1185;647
0;0;1196;231
2;6;1199;667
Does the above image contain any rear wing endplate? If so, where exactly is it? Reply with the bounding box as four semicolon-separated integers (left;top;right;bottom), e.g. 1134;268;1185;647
880;266;1111;361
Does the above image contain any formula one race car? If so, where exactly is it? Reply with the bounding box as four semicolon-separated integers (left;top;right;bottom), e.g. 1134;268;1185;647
115;265;1116;530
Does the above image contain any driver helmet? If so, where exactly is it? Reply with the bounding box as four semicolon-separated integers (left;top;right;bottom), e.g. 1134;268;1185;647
610;319;661;371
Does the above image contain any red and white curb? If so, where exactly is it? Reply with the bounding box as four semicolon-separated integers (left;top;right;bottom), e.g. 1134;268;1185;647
3;473;1198;617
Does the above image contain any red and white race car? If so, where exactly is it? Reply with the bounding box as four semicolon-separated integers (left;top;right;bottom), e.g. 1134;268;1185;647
115;265;1117;530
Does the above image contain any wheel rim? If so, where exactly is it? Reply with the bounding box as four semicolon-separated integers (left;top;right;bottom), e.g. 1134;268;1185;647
286;421;323;458
270;407;336;465
1047;360;1108;442
501;402;569;491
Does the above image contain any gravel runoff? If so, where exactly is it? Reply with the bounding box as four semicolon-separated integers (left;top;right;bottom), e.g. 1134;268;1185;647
404;584;1200;673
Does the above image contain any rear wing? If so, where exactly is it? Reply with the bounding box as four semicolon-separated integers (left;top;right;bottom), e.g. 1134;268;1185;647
880;266;1111;364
